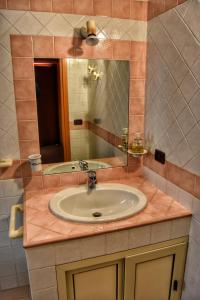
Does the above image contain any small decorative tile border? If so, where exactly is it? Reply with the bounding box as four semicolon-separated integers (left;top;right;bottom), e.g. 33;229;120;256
0;34;146;187
0;0;187;21
144;153;200;200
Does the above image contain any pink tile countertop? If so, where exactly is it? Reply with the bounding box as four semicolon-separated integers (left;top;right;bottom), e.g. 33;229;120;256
23;176;192;248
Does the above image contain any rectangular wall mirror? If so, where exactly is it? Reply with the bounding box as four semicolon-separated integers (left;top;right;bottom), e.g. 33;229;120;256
34;58;129;175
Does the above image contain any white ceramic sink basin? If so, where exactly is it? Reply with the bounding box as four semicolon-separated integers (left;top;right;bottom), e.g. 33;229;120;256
43;160;112;175
49;183;147;223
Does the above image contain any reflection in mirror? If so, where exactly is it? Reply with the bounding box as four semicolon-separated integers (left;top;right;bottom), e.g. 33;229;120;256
34;58;129;175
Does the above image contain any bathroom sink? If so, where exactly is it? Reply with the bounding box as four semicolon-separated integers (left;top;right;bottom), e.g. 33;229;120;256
43;160;112;175
49;183;147;223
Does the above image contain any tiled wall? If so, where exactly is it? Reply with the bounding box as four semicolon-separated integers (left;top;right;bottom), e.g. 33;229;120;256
144;167;200;300
0;0;187;294
144;1;200;298
0;179;29;291
145;0;200;177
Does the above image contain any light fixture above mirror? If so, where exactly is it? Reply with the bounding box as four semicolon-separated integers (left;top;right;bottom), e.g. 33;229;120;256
80;20;99;46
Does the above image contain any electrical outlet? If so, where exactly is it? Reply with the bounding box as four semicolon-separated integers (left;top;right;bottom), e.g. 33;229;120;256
155;149;165;164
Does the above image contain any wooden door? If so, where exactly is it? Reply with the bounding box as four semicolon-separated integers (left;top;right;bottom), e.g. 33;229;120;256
124;243;187;300
57;259;124;300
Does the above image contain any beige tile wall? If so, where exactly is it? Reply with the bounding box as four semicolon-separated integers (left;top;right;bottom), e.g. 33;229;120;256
144;166;200;300
145;0;200;176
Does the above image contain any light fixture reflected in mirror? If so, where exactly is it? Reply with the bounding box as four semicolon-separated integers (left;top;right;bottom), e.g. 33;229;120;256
88;65;96;74
80;20;99;46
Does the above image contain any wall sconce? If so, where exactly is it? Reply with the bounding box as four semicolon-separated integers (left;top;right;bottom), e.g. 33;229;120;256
93;71;103;81
88;65;96;74
80;20;99;46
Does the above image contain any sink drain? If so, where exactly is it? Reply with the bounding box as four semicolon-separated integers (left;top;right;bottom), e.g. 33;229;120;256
92;212;102;218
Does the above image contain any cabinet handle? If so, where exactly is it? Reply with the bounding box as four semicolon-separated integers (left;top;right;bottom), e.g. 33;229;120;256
173;280;178;291
9;204;23;239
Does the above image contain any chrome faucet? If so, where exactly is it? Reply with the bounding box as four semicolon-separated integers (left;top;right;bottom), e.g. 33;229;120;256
79;160;89;171
87;170;97;190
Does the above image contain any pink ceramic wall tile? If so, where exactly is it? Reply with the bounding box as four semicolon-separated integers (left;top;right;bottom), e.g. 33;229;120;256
11;35;33;58
130;80;145;98
0;0;7;8
54;37;75;57
129;98;144;115
14;80;36;99
23;176;44;191
93;0;112;16
30;0;52;12
131;41;147;62
130;61;146;79
113;40;131;60
166;162;195;196
12;58;34;80
112;0;130;19
33;36;54;57
7;0;30;10
16;100;37;121
73;0;93;15
130;0;148;21
60;172;79;186
91;39;113;59
43;175;61;189
18;121;39;141
165;0;178;10
19;141;40;159
52;0;73;13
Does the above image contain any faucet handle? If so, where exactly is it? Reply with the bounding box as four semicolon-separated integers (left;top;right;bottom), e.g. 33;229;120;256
79;160;89;171
87;170;97;184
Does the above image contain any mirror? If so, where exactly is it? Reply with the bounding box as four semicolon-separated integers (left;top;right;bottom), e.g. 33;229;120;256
34;58;129;174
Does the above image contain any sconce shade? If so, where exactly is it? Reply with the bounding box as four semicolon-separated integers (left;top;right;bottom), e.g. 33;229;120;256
86;20;97;35
80;20;99;46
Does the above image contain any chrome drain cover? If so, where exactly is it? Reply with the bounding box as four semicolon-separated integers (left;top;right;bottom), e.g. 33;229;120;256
92;212;102;217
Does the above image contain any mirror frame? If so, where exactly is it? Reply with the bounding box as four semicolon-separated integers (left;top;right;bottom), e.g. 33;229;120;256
11;35;146;177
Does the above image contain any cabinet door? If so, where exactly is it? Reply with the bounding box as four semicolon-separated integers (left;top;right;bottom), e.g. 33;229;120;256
57;259;123;300
124;243;187;300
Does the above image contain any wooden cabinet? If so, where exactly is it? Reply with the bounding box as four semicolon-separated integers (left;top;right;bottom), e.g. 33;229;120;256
57;238;188;300
124;243;187;300
57;259;123;300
